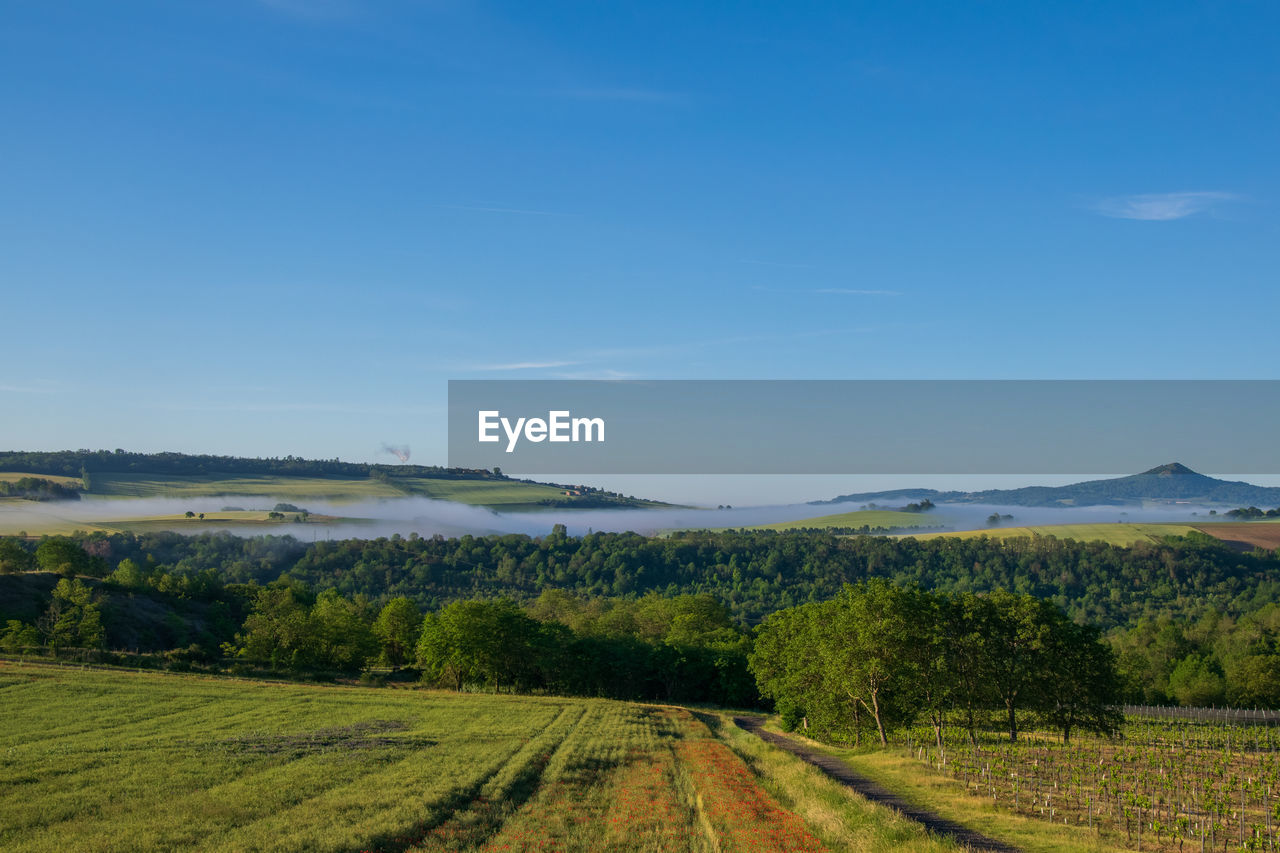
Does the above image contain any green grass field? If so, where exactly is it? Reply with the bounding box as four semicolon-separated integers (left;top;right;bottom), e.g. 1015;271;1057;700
0;664;935;853
738;509;944;532
0;472;83;486
88;472;638;510
0;505;361;537
100;510;358;533
87;473;407;500
391;476;571;508
902;522;1200;546
0;503;112;536
1;470;663;512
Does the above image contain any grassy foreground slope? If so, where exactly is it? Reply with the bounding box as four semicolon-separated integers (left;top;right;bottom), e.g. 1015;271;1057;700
0;664;966;853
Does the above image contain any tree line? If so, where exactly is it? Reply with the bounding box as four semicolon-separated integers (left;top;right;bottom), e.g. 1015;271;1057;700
750;580;1122;745
4;527;1280;706
211;584;754;706
0;477;81;501
0;449;504;482
1225;506;1280;519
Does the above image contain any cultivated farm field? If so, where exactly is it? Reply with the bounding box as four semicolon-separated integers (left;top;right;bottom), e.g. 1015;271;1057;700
0;664;861;853
391;476;571;508
77;472;574;508
0;472;83;486
1191;521;1280;550
879;713;1280;852
86;473;410;501
903;522;1201;546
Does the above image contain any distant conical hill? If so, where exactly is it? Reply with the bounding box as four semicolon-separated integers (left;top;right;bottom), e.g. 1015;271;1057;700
813;463;1280;508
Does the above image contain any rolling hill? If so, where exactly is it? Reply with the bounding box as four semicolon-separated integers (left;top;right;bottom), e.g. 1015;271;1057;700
0;450;667;510
815;463;1280;508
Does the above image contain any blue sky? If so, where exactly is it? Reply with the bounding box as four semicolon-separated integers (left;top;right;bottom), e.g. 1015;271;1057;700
3;1;1278;479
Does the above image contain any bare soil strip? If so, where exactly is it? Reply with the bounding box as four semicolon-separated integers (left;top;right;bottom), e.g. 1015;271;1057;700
733;716;1020;853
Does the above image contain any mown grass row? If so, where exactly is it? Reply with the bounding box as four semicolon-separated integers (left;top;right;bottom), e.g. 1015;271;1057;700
0;666;835;852
0;664;575;852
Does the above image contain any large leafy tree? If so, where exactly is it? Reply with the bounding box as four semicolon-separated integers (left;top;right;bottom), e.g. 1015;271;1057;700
416;599;543;691
1041;620;1123;742
983;589;1057;742
750;582;1122;745
0;539;34;574
372;597;422;668
819;581;921;745
38;578;104;653
36;538;90;577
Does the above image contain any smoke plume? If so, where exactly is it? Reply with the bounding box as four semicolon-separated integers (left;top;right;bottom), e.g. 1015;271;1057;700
381;443;411;463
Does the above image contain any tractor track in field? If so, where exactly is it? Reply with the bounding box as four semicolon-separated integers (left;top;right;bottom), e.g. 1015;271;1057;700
733;716;1021;853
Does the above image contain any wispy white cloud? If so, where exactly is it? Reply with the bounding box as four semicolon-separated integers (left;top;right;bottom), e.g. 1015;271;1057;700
813;288;902;296
470;360;583;371
146;400;439;415
462;327;879;380
549;368;636;380
1094;191;1240;221
0;381;63;394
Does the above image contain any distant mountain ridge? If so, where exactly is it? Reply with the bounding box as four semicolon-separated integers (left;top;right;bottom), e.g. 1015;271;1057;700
812;463;1280;508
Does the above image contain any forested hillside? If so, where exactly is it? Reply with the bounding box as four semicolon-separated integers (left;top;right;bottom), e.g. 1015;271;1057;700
3;528;1279;706
818;462;1280;507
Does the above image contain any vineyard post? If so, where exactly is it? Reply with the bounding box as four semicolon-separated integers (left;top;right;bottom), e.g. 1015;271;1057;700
1266;794;1272;852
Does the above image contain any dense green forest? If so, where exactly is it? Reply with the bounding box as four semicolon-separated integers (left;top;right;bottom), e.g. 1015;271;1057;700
2;528;1279;707
0;477;82;501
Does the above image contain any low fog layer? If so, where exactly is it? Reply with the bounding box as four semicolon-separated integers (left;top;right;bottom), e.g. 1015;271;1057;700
0;494;1229;540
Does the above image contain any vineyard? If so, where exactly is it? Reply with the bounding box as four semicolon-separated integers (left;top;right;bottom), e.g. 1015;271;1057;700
906;714;1280;851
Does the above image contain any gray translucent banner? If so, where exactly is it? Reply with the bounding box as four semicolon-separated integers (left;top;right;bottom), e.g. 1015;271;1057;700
447;380;1280;474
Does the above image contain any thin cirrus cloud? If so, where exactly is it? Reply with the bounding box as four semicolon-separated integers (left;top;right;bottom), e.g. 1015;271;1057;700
813;288;902;296
0;381;63;393
470;360;582;371
1094;191;1240;221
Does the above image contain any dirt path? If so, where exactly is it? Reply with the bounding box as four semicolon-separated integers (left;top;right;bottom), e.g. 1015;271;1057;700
733;716;1021;853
